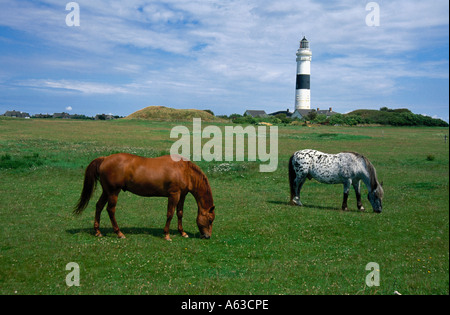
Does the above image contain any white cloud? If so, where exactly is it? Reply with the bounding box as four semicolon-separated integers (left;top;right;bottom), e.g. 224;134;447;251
66;106;72;111
17;79;134;95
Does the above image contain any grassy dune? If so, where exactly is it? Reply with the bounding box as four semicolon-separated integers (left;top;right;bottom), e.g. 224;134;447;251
125;106;225;122
0;117;448;294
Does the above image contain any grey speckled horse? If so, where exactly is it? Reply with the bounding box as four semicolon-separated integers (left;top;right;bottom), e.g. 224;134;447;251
289;149;384;213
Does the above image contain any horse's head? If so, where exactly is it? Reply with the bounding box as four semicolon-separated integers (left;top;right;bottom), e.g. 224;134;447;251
368;182;384;213
197;205;215;239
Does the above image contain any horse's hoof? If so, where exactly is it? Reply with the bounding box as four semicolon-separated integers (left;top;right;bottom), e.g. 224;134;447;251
117;233;126;239
95;232;103;237
342;207;349;211
181;232;189;238
359;207;365;212
164;235;172;241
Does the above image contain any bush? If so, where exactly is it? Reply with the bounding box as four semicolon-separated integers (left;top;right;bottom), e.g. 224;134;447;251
313;114;328;124
343;115;364;126
274;113;292;124
232;115;256;124
346;108;449;127
328;114;345;125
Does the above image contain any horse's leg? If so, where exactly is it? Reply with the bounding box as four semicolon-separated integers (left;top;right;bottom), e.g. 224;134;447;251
106;191;125;239
353;180;365;211
296;177;306;206
94;191;108;237
290;175;306;206
342;180;351;211
163;192;181;241
176;193;188;238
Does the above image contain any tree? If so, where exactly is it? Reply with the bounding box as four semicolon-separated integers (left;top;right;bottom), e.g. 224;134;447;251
306;110;317;121
329;114;344;125
314;114;327;124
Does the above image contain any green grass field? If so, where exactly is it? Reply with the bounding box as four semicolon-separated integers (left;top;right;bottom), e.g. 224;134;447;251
0;117;448;295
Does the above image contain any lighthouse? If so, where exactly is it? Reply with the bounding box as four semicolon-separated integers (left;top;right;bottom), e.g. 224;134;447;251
295;36;312;110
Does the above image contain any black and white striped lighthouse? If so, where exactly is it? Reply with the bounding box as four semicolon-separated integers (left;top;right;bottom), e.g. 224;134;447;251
295;36;312;110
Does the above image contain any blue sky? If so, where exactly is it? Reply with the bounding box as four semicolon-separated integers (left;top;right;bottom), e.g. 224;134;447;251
0;0;448;121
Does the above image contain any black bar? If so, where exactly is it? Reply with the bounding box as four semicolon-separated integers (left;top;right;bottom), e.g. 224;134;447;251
296;74;310;90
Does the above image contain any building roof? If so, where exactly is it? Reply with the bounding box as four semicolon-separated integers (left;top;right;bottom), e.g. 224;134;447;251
3;110;30;117
317;108;339;116
244;110;267;117
292;107;339;118
292;109;313;117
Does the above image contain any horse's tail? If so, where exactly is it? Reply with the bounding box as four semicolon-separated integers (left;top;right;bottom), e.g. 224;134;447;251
73;157;105;215
288;154;296;200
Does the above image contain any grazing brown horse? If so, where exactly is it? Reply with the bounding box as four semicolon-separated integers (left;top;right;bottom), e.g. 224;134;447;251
74;153;215;240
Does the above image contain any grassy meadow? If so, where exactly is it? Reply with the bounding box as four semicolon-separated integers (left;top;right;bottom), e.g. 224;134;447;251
0;117;448;295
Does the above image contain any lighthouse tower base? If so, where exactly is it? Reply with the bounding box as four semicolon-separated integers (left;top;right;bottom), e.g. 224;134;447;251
295;89;311;110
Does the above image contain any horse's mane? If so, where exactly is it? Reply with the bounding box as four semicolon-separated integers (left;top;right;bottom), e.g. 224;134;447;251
187;161;214;205
346;152;379;191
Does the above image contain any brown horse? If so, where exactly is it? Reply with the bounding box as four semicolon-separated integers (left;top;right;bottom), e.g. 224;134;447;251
74;153;215;240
